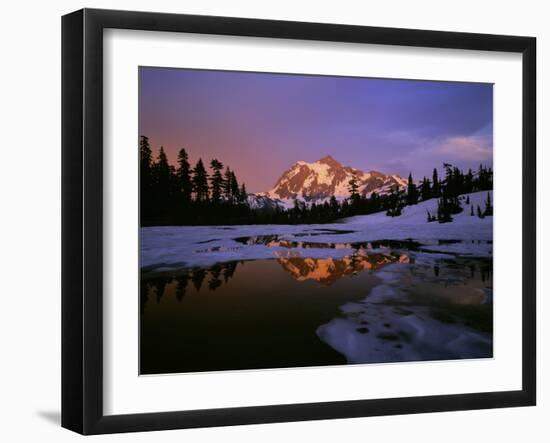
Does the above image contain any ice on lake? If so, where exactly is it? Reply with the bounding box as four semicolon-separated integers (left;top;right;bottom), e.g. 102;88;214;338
140;192;493;373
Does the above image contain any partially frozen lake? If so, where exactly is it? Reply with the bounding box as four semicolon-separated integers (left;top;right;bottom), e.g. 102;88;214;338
140;195;493;374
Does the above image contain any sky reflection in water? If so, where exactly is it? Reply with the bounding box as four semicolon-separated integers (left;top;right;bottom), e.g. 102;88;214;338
140;246;492;374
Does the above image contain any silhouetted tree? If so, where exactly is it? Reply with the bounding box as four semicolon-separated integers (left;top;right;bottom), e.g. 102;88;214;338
151;278;167;304
152;146;173;220
140;136;154;222
465;169;474;193
140;281;150;315
406;173;419;205
348;173;360;206
176;148;193;204
209;159;224;203
432;168;441;197
341;199;350;216
223;167;232;200
386;186;403;217
230;171;240;201
436;197;453;223
175;274;189;302
239;183;248;203
329;195;339;217
192;158;209;202
420;177;431;201
208;265;223;291
222;262;238;282
139;136;493;227
191;269;207;291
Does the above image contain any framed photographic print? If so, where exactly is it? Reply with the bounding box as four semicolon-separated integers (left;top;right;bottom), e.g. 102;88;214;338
62;8;536;435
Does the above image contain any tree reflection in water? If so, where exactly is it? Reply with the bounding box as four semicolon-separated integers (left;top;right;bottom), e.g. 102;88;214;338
141;250;409;310
140;252;493;374
140;252;492;310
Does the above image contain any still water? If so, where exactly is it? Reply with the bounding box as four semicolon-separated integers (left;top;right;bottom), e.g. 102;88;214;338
140;245;492;374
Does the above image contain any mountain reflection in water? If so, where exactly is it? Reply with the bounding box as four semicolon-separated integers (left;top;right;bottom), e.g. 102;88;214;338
275;252;410;285
140;248;492;374
142;250;409;304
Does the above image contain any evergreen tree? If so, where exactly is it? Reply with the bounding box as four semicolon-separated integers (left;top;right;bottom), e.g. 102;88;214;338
140;142;493;226
406;173;419;205
432;168;440;197
474;164;493;191
477;164;485;190
153;146;173;215
139;136;153;220
348;173;360;206
310;202;319;222
454;167;465;194
465;169;474;193
239;183;248;203
168;164;180;206
191;269;206;291
154;146;171;187
209;159;224;203
341;199;350;216
443;163;455;196
230;171;240;200
439;163;462;216
436;197;453;223
140;136;152;183
322;201;330;220
208;265;223;291
292;198;305;221
329;195;339;217
223;167;232;200
175;275;189;302
420;177;431;201
176;148;192;204
386;186;403;217
192;158;209;202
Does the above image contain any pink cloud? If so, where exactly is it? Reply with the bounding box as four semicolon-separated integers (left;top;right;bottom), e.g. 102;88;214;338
437;135;492;161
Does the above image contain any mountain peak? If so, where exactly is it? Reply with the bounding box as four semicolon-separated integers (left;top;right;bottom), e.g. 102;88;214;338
266;156;406;201
317;155;341;168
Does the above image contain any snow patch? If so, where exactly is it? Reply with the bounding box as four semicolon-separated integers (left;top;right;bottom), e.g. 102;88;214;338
141;192;491;270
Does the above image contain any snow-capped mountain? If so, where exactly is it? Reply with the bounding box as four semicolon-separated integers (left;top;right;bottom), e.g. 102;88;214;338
246;193;286;211
276;253;409;285
262;155;407;204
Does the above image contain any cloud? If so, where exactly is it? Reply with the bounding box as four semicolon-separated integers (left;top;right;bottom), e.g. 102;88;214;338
435;135;492;161
369;130;493;177
380;130;493;162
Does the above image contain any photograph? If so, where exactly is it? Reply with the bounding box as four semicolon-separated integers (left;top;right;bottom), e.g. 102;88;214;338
138;67;494;375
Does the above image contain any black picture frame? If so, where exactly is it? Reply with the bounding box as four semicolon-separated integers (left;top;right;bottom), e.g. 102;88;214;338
62;8;536;435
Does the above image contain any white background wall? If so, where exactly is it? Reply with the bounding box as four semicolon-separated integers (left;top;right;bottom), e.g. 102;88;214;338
0;0;546;441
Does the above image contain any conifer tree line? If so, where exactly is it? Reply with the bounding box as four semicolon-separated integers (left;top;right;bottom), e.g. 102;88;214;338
140;136;250;225
341;163;493;221
140;136;352;225
417;163;493;223
141;262;239;312
140;136;493;226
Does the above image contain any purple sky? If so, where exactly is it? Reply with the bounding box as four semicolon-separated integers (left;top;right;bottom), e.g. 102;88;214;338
139;67;493;193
